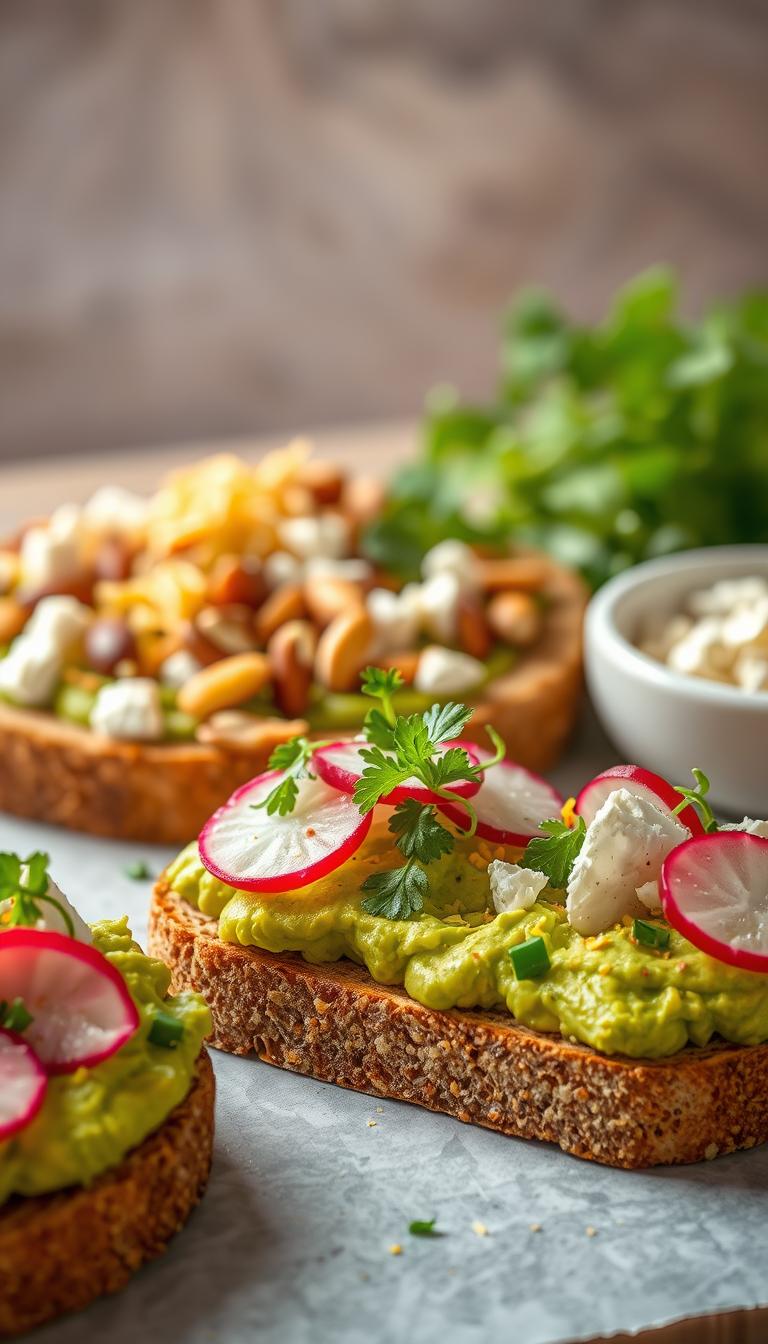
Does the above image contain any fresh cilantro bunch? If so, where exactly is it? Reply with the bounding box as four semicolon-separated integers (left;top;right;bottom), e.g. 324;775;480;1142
364;269;768;587
256;667;504;921
0;851;74;936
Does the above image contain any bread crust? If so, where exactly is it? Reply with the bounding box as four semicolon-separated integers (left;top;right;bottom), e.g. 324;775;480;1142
149;884;768;1170
0;1050;214;1337
0;555;586;842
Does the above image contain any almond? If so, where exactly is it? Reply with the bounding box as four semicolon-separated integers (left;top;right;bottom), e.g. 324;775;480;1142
254;583;307;644
177;652;272;720
477;556;548;593
0;599;27;645
196;712;309;752
457;594;492;660
0;551;19;595
487;591;542;647
381;650;420;684
341;476;387;527
196;604;259;655
297;459;345;506
207;555;266;609
315;607;374;692
304;575;365;628
268;620;318;717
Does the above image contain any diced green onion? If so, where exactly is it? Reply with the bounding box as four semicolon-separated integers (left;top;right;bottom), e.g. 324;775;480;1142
0;996;33;1033
409;1218;440;1237
124;860;151;881
509;935;550;980
148;1011;184;1048
632;918;670;950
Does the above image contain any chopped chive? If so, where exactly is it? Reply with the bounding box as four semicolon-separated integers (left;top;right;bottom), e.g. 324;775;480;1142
632;918;670;950
148;1011;184;1048
408;1219;441;1237
509;935;550;980
0;996;33;1033
124;860;151;881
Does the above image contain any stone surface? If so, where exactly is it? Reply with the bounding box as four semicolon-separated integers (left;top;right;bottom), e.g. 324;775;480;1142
1;707;767;1343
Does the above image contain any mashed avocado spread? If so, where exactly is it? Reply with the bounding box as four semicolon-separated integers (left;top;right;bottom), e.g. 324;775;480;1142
168;831;768;1060
0;918;210;1206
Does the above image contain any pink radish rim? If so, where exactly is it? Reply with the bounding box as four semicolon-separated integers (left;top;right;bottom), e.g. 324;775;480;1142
0;1027;47;1140
312;739;482;806
575;765;704;835
439;756;564;846
198;768;374;894
0;928;140;1074
661;831;768;973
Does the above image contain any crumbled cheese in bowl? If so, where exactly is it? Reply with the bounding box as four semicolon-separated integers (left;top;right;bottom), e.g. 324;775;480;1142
637;576;768;693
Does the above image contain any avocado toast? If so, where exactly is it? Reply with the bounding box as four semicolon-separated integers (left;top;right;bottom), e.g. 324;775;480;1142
0;857;213;1336
149;669;768;1169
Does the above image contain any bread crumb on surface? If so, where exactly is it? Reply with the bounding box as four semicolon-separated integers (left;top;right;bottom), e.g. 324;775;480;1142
585;1226;597;1237
529;1223;542;1233
366;1119;377;1128
471;1220;489;1237
388;1244;402;1256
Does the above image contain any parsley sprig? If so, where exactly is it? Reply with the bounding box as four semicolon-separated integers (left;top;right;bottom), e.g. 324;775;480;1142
253;666;506;921
523;817;586;889
0;996;34;1033
0;851;74;937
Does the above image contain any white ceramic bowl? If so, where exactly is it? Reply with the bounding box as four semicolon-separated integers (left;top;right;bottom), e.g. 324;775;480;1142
585;545;768;817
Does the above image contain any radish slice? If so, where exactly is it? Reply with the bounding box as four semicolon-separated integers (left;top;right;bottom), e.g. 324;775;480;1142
0;930;139;1074
199;769;373;893
0;1028;47;1140
313;739;482;807
575;765;704;836
438;752;564;846
661;832;768;973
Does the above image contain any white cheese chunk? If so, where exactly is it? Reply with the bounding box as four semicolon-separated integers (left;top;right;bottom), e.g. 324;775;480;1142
159;649;203;690
566;788;689;936
688;577;768;617
421;540;480;589
721;817;768;838
19;505;85;590
488;861;548;914
305;557;372;583
83;486;149;538
263;550;305;590
414;645;486;696
25;595;91;655
19;875;91;943
278;513;349;561
418;572;461;644
90;678;164;741
635;879;663;913
366;586;422;652
0;640;61;706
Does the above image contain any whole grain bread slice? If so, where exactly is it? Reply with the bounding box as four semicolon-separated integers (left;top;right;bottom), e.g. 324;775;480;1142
0;554;586;843
0;1050;214;1338
149;884;768;1170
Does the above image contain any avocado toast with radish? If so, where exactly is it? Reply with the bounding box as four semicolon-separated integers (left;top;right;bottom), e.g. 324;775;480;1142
0;856;213;1336
150;667;768;1169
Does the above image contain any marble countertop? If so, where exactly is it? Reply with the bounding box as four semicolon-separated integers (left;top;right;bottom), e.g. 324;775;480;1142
4;707;768;1344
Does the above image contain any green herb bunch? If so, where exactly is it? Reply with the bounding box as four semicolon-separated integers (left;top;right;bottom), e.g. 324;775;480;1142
257;668;504;920
364;269;768;588
0;851;74;936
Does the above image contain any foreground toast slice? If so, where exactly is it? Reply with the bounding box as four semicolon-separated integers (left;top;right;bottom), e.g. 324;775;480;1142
149;884;768;1171
0;1051;214;1338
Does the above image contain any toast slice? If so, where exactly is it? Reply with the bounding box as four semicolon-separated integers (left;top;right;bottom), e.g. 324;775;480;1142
0;1050;214;1337
0;555;585;843
149;885;768;1170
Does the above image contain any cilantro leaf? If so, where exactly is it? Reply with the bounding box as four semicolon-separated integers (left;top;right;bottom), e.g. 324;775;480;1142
361;863;428;920
523;817;586;889
363;706;397;752
360;666;404;702
0;853;21;890
422;701;473;746
0;997;33;1033
409;1218;441;1237
421;746;475;791
255;737;323;817
389;800;454;864
392;714;431;768
353;746;409;814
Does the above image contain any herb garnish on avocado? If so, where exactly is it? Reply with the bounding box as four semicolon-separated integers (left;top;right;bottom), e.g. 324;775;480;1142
256;667;504;920
0;851;75;937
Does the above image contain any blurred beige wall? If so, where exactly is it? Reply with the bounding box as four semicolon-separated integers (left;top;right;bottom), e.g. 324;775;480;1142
1;0;767;460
